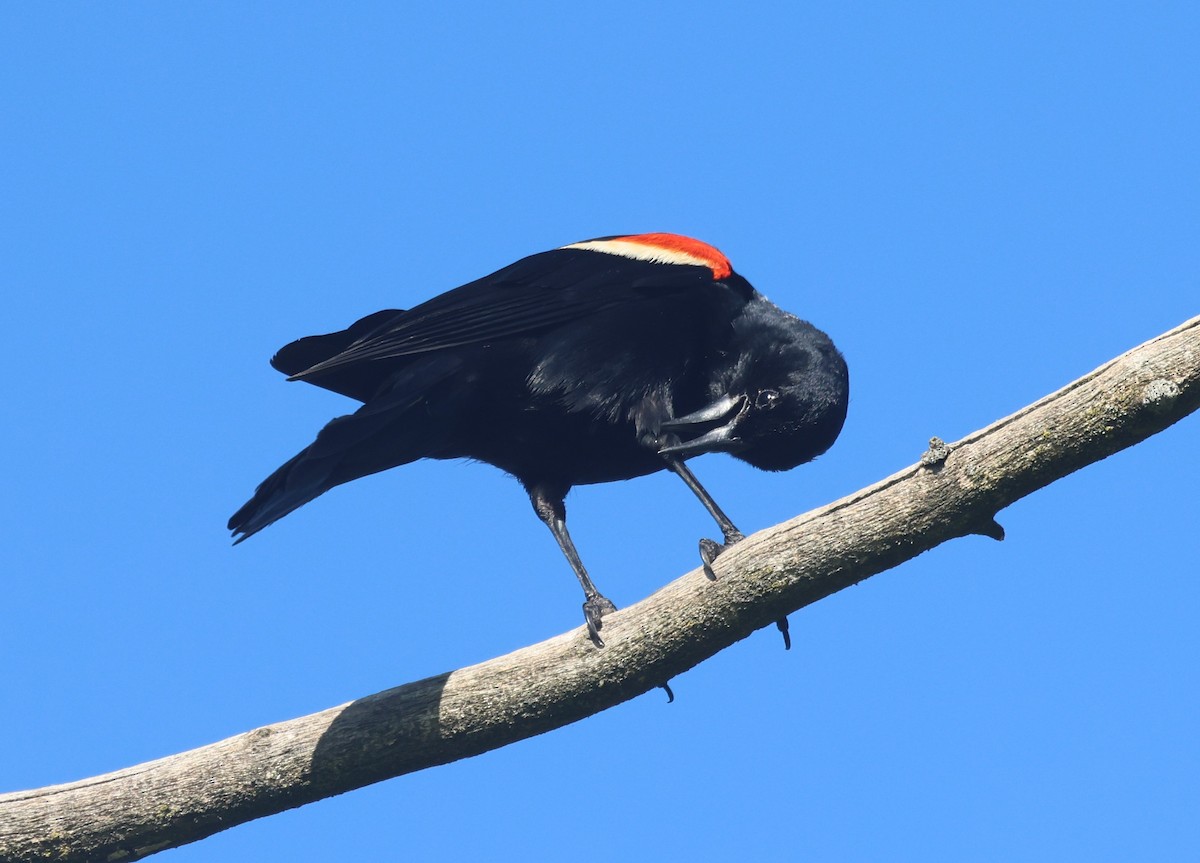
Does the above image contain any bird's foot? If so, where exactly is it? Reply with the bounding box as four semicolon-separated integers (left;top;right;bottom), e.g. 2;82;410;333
698;530;744;580
583;594;618;648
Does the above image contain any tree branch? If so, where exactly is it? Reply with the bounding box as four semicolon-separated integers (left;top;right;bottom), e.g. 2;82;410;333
3;315;1198;863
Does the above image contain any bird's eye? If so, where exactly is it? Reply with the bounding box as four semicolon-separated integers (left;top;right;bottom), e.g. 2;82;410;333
755;389;780;408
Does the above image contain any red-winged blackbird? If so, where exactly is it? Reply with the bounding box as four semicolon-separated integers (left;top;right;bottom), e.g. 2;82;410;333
230;233;849;647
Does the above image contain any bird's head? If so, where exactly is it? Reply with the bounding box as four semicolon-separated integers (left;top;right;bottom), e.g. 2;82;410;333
658;299;849;472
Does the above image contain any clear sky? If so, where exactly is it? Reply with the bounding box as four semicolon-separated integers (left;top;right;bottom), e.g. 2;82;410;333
3;3;1198;860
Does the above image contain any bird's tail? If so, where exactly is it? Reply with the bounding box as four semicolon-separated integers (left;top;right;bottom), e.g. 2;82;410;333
228;397;433;543
228;449;316;543
229;354;464;543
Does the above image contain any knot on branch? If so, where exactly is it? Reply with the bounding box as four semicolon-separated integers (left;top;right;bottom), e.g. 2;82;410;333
920;436;952;469
1141;378;1180;414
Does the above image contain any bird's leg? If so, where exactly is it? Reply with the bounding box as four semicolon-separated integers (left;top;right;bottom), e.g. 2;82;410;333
662;455;792;649
528;486;616;648
662;455;744;575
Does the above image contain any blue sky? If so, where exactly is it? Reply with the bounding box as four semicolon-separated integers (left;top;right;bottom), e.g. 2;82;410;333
2;3;1197;860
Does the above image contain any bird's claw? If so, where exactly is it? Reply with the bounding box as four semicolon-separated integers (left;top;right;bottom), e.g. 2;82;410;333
698;531;744;580
776;616;792;650
583;594;618;648
698;538;722;579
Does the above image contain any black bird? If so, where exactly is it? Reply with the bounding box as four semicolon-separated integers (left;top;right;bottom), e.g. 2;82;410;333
230;233;849;647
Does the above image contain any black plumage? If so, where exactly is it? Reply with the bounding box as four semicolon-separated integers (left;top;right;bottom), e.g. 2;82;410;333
230;234;849;646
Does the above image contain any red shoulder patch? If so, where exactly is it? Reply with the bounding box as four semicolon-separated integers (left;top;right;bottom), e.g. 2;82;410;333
561;232;733;280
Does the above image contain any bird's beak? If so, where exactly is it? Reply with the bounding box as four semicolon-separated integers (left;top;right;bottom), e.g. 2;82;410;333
658;394;747;457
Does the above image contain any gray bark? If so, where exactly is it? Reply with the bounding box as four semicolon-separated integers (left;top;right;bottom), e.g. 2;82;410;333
2;314;1198;863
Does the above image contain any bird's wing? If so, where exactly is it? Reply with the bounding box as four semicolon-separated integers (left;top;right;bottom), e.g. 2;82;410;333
285;248;747;382
268;309;407;403
271;309;404;378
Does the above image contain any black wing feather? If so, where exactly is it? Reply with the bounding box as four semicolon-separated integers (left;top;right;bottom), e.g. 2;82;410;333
287;249;728;382
269;309;406;402
271;309;404;377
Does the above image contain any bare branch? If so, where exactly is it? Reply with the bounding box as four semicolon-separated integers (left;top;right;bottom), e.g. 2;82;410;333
3;315;1198;863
